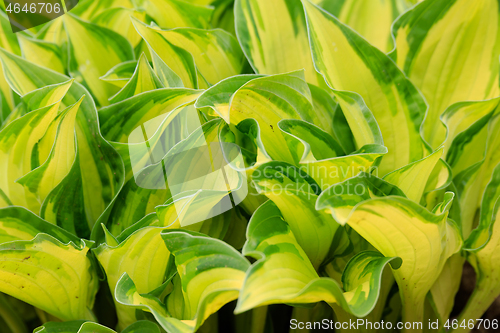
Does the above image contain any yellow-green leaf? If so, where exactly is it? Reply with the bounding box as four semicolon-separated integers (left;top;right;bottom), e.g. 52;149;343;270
392;0;500;148
141;0;213;30
302;0;427;175
108;53;164;104
314;0;412;52
155;28;248;86
132;19;198;89
383;148;445;202
18;35;65;74
0;234;98;321
235;0;323;85
63;14;134;106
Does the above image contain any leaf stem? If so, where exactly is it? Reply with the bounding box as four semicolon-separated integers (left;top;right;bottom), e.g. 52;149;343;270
250;306;268;333
0;294;28;333
291;307;312;333
453;277;500;333
401;297;425;333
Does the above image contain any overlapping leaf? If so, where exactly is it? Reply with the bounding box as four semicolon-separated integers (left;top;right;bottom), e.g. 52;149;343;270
63;13;135;106
318;193;462;325
235;200;401;318
235;0;322;85
0;50;124;238
314;0;412;52
196;71;324;164
94;224;173;330
114;230;250;333
0;208;98;321
392;0;500;148
456;165;500;329
302;0;427;175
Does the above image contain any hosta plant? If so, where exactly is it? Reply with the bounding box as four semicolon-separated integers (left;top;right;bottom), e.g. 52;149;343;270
0;0;499;332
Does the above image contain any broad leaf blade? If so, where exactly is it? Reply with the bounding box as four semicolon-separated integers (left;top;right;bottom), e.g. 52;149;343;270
235;0;322;85
392;0;500;148
235;201;399;318
0;234;98;321
302;0;427;175
63;14;135;106
108;53;164;104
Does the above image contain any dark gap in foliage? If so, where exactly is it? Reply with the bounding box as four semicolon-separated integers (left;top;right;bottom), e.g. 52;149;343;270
451;262;500;332
93;280;118;329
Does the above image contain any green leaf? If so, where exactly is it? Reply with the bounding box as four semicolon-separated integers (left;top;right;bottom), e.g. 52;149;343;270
34;321;115;333
383;148;445;202
99;88;202;143
307;84;339;139
392;0;500;148
298;144;387;191
114;230;250;333
97;100;201;236
94;225;172;330
278;119;345;160
341;251;402;318
316;172;406;225
70;0;135;21
63;13;135;106
0;12;21;56
108;53;164;104
428;253;464;323
0;206;82;245
315;0;412;52
454;111;500;237
115;273;191;333
442;97;500;176
36;17;66;45
154;27;248;86
16;97;83;211
21;79;74;113
100;112;243;239
92;7;147;48
18;36;65;74
34;320;88;333
276;111;386;192
75;323;115;333
155;191;234;236
100;61;138;88
196;71;319;165
194;74;263;122
0;85;69;211
329;195;462;326
0;50;125;238
331;104;357;155
251;161;339;268
0;233;98;321
132;18;198;89
0;74;14;126
235;201;400;318
302;0;427;175
122;321;161;333
331;90;383;149
0;49;63;94
135;119;248;226
457;164;500;331
235;0;323;85
162;230;250;324
141;0;214;30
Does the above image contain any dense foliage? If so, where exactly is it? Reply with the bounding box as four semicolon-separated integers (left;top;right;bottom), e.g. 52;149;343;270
0;0;499;332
